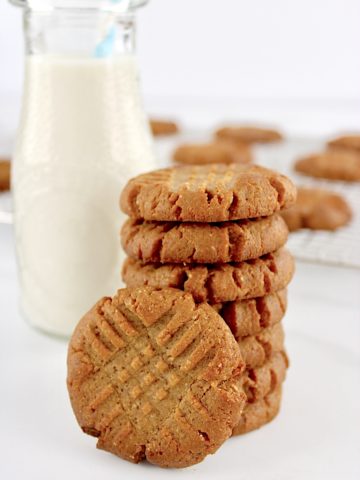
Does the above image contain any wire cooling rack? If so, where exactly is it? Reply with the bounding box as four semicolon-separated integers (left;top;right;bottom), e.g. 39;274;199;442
155;133;360;269
253;137;360;269
1;135;359;268
283;180;360;269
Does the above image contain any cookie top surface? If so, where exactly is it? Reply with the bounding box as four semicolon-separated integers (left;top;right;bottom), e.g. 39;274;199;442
67;286;245;468
150;119;179;136
121;215;289;264
120;164;297;222
122;248;295;304
281;187;352;231
294;151;360;181
0;159;11;191
173;141;252;165
328;134;360;153
215;126;283;144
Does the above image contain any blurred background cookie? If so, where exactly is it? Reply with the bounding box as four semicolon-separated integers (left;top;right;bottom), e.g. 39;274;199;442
294;150;360;181
215;125;283;144
281;187;352;232
150;118;179;136
328;133;360;153
173;141;252;165
0;159;11;191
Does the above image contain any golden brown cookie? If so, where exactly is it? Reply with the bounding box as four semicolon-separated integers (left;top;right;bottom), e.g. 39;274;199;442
220;289;287;340
120;164;297;223
122;248;295;304
121;215;288;264
238;323;285;369
241;351;288;403
215;126;283;144
328;134;360;153
232;386;282;436
67;286;246;468
294;151;360;182
281;187;352;231
0;159;11;192
150;119;179;136
173;141;252;165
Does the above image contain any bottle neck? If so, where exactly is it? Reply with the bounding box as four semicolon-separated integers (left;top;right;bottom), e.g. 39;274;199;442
23;9;136;58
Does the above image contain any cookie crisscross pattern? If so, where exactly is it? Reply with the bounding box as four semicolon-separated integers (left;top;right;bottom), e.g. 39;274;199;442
67;287;245;468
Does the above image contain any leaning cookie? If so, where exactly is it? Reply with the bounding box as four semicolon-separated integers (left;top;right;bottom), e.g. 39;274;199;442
122;248;295;304
173;141;252;165
215;126;283;144
120;164;297;223
294;151;360;182
150;119;179;136
280;187;352;231
121;215;288;264
67;286;246;469
0;159;11;191
328;134;360;154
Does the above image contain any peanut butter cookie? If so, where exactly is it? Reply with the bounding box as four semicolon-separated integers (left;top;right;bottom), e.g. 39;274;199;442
220;289;287;339
294;151;360;182
121;215;288;264
67;286;246;468
232;386;283;436
150;119;179;136
241;351;288;403
173;141;252;165
0;159;10;191
281;187;352;231
238;323;285;369
215;126;283;144
120;164;297;222
328;134;360;153
122;248;295;304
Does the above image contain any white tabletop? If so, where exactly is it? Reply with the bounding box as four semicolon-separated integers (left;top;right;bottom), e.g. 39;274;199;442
1;217;360;479
2;127;360;479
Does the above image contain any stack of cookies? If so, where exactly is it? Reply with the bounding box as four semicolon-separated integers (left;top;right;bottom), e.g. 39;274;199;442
67;164;296;468
120;164;296;436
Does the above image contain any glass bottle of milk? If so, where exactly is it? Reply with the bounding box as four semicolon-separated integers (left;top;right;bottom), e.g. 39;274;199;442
10;0;156;337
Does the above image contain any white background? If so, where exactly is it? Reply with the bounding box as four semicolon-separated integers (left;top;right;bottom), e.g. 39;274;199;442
1;0;360;138
1;2;360;478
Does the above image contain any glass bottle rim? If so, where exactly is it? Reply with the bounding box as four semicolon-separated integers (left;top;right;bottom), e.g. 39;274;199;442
9;0;148;12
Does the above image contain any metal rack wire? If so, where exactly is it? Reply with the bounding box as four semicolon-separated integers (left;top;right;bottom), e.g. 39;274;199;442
1;135;359;268
256;138;360;269
162;133;360;269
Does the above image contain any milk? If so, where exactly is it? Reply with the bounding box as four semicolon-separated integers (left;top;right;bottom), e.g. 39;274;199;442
13;55;156;336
